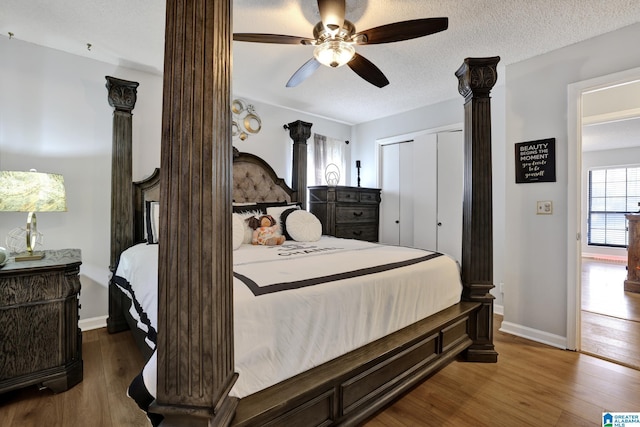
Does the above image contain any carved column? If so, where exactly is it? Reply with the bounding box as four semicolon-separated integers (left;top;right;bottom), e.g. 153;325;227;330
455;56;500;363
105;76;139;333
287;120;312;207
150;1;237;426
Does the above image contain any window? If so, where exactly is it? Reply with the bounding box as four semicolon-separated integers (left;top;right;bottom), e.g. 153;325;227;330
588;166;640;247
307;133;346;186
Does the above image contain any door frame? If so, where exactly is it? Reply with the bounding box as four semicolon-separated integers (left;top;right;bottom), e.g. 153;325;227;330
566;66;640;351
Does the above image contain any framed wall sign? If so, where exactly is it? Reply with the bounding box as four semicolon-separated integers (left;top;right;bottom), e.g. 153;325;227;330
515;138;556;183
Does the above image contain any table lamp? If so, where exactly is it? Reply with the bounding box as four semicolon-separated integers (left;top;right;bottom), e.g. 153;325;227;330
0;170;67;261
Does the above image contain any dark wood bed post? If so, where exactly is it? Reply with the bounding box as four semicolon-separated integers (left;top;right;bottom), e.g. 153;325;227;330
105;76;139;334
287;120;312;208
149;0;237;426
456;56;500;362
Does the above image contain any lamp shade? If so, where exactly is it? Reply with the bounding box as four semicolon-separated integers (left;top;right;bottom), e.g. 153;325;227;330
0;170;67;212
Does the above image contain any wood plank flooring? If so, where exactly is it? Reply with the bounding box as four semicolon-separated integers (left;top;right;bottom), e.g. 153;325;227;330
2;315;639;426
581;258;640;370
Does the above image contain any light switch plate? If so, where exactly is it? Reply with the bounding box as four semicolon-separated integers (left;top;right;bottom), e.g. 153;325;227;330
537;200;553;215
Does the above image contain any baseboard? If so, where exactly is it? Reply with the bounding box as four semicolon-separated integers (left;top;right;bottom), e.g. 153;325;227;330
493;304;504;316
79;315;108;331
582;252;627;263
499;321;566;350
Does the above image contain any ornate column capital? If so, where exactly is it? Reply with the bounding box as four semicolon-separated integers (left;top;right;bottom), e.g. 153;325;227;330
455;57;500;101
287;120;312;145
105;76;139;112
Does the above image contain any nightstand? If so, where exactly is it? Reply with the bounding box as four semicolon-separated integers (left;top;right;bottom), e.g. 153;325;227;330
0;249;83;393
309;186;381;242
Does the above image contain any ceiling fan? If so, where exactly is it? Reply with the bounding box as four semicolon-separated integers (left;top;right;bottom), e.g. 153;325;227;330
233;0;448;88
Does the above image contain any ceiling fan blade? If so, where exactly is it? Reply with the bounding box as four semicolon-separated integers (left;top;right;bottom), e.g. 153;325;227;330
347;53;389;88
317;0;345;32
233;33;314;45
352;17;448;45
286;58;322;87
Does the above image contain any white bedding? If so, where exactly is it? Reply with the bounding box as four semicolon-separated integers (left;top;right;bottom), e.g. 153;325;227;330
115;236;462;398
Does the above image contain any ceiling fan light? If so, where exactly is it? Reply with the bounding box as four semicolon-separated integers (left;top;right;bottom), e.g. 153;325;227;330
313;41;355;68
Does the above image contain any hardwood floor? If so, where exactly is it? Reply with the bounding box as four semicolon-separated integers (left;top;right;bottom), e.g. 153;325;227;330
581;258;640;370
0;328;149;427
2;315;639;426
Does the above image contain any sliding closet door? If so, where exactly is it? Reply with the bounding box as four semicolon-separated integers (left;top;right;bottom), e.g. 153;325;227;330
435;130;464;262
412;133;438;251
398;142;415;247
380;142;416;246
380;143;401;245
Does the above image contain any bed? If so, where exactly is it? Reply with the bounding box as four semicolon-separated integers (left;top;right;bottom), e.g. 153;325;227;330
105;3;499;425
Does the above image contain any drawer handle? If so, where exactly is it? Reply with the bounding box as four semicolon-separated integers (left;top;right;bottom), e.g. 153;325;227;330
353;211;364;217
353;230;363;236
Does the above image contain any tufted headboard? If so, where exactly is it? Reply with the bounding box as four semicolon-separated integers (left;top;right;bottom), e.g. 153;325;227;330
131;148;297;243
232;148;295;203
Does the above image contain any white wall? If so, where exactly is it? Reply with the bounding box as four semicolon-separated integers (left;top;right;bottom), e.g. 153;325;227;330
503;23;640;344
352;85;507;309
582;146;640;260
0;36;163;320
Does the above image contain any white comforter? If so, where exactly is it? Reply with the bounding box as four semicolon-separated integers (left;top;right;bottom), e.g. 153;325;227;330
115;236;462;398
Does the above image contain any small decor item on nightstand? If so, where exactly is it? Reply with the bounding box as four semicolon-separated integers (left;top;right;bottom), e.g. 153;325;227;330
0;169;67;261
325;163;340;186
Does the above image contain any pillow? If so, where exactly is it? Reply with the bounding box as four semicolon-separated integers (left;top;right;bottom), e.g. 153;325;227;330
235;210;263;244
233;203;259;214
266;204;301;234
232;213;245;250
145;201;160;244
283;210;322;242
232;201;289;214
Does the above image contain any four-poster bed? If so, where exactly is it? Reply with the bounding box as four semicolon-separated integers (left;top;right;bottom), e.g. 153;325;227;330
105;2;499;425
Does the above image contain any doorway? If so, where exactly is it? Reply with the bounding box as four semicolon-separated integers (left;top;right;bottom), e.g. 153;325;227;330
567;68;640;368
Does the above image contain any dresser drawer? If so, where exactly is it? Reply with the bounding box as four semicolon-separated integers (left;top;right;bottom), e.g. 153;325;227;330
335;189;380;204
336;206;377;224
336;189;359;203
336;225;378;242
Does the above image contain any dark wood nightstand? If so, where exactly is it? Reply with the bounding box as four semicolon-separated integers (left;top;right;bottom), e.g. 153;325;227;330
309;186;381;242
0;249;83;394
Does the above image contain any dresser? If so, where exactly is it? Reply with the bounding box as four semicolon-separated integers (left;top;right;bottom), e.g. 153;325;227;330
625;214;640;293
0;249;83;393
309;186;381;242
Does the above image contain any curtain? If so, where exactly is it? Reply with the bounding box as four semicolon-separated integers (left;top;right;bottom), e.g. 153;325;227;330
308;133;346;186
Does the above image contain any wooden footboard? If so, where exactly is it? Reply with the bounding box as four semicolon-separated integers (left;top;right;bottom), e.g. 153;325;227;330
232;302;480;427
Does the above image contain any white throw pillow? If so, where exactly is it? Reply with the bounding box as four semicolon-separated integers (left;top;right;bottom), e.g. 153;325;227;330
266;204;301;233
232;213;245;250
236;210;263;243
284;210;322;242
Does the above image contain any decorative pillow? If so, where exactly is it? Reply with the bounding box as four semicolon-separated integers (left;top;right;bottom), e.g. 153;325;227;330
267;204;301;234
235;210;263;243
145;201;160;244
233;203;259;214
232;213;245;250
284;210;322;242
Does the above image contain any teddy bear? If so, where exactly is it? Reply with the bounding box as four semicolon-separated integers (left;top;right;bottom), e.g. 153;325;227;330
246;214;285;246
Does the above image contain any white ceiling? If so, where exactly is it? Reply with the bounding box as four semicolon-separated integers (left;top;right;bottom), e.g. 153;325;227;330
2;0;640;125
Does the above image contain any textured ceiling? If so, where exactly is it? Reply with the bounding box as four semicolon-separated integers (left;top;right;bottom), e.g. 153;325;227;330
2;0;640;124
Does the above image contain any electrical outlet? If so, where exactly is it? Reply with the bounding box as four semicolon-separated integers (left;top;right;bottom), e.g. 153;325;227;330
499;282;504;294
537;200;553;215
